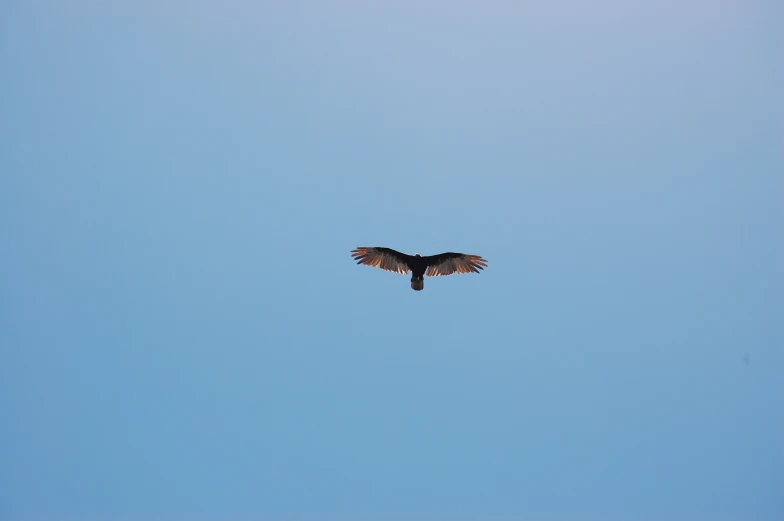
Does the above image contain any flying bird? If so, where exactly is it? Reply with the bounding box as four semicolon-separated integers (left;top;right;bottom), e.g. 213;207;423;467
351;246;488;291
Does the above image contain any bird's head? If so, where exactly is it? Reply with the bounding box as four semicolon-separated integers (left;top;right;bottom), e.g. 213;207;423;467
414;253;421;257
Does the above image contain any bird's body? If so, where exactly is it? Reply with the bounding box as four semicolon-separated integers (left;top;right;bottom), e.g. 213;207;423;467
351;247;488;291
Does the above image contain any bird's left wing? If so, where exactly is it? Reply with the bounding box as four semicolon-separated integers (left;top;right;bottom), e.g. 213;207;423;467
351;247;411;275
423;252;488;276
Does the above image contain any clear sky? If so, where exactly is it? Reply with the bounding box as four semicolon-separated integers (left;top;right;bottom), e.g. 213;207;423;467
1;2;782;520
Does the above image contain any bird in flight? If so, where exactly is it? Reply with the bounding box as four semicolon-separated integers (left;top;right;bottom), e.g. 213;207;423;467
351;246;488;291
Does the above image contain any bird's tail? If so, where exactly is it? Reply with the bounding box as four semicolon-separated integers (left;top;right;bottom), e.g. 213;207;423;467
411;277;424;291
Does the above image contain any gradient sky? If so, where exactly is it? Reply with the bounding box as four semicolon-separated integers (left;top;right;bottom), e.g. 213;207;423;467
1;2;782;520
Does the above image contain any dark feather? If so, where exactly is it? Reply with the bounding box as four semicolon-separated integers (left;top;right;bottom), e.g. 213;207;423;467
351;247;488;278
423;252;488;276
351;247;412;275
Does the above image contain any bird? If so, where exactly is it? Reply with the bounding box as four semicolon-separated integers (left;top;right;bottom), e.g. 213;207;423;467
350;246;488;291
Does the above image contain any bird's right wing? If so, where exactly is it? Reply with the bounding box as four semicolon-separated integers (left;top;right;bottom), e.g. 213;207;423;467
351;247;411;275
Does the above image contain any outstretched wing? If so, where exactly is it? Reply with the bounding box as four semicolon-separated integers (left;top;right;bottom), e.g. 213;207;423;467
351;247;412;275
423;252;488;277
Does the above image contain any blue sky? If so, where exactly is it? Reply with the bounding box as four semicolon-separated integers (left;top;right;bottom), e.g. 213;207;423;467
1;2;782;520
